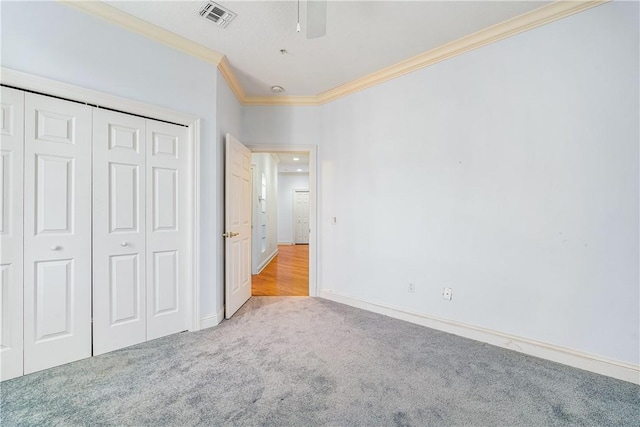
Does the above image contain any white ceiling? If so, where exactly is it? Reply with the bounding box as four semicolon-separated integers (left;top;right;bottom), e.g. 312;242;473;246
276;152;309;173
106;1;550;97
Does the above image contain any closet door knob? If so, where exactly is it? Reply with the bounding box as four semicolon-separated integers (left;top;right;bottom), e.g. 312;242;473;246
121;241;128;247
50;245;61;251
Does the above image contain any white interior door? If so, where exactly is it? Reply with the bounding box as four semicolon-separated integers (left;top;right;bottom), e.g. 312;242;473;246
225;133;251;319
23;93;92;374
294;190;310;244
146;119;189;340
0;87;24;380
93;109;146;355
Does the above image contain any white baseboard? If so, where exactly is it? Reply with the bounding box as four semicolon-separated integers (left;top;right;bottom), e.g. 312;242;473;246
200;307;225;330
317;289;640;385
254;249;278;275
278;241;294;245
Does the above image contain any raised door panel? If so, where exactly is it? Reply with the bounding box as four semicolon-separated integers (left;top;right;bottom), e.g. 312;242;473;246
146;120;189;340
36;155;73;234
23;93;92;374
0;87;24;381
110;163;140;233
109;254;141;324
93;109;146;356
34;260;73;341
152;251;178;315
36;111;76;145
152;167;177;231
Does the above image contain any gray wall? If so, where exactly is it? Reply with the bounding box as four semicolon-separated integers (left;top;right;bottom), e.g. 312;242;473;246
251;154;279;273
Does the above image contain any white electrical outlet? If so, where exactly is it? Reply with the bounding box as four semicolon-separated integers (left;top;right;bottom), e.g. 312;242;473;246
408;283;415;293
443;287;452;300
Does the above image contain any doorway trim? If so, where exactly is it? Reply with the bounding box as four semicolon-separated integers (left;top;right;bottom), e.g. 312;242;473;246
247;145;318;297
1;67;203;332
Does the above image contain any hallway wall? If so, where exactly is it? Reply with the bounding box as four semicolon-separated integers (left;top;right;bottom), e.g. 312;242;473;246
251;153;279;274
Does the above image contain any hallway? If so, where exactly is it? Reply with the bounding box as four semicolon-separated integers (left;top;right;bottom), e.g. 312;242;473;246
252;245;309;296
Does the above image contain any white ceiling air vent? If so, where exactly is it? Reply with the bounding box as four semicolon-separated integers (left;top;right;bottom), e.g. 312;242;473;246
198;1;236;28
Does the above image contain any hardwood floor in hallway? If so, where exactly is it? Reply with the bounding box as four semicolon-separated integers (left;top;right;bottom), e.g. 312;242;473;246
252;244;309;296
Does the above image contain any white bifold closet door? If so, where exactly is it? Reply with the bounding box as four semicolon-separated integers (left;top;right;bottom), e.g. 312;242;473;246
145;120;189;340
0;87;25;381
92;109;147;356
93;112;188;354
23;93;92;374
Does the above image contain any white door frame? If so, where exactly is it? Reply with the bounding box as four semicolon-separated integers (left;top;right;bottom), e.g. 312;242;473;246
1;67;203;332
247;145;318;297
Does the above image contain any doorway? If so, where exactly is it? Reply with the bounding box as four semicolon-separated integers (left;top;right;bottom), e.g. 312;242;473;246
248;147;316;297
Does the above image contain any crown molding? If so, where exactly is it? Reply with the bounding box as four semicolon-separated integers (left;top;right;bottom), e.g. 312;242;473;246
60;0;223;65
237;0;608;106
243;96;321;107
218;57;246;101
62;0;608;107
314;0;608;105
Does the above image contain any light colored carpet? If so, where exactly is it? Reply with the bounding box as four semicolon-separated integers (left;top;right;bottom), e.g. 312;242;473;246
1;297;638;426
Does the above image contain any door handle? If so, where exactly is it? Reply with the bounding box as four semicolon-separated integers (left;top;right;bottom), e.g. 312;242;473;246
223;232;240;238
121;241;129;247
50;245;61;251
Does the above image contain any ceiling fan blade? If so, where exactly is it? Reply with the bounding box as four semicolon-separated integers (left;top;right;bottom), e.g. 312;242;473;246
306;0;326;39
